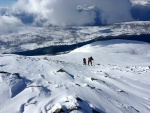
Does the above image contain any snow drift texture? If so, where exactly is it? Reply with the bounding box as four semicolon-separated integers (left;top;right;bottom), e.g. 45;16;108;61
0;39;150;113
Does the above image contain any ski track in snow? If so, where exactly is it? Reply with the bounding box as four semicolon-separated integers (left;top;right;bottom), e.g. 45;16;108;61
0;40;150;113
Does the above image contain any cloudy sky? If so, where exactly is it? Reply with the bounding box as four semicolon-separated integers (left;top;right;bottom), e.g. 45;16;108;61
14;0;134;25
0;0;150;33
0;0;17;6
0;0;135;33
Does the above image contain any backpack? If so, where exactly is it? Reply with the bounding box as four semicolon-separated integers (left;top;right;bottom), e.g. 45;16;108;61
83;58;86;62
88;57;93;61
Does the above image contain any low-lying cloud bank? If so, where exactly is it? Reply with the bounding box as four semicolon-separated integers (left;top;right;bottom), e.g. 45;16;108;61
0;15;23;34
11;0;133;26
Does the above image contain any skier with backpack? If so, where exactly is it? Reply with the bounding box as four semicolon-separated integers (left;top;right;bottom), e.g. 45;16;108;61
83;58;86;65
88;56;94;66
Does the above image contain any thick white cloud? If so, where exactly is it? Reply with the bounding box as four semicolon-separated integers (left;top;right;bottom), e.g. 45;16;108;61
0;16;23;34
97;0;133;24
12;0;133;26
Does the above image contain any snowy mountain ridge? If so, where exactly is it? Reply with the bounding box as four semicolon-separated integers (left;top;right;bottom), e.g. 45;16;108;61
0;21;150;54
0;39;150;113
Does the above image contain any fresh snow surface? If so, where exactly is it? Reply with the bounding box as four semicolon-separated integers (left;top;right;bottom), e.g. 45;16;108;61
0;39;150;113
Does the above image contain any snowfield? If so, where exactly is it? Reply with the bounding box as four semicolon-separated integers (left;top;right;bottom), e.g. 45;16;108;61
0;39;150;113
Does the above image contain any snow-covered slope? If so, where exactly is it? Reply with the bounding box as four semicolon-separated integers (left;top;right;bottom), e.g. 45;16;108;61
0;21;150;54
50;39;150;66
0;39;150;113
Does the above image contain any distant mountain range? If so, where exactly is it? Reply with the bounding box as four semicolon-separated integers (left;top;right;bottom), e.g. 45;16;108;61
0;21;150;55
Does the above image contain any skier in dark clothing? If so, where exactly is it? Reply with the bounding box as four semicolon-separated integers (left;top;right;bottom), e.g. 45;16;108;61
88;56;94;66
83;58;86;65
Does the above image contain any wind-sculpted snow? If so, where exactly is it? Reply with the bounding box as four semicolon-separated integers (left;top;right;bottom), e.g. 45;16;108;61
0;21;150;54
0;39;150;113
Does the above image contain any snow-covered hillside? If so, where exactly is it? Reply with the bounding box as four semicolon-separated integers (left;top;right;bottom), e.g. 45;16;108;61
0;21;150;54
0;39;150;113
